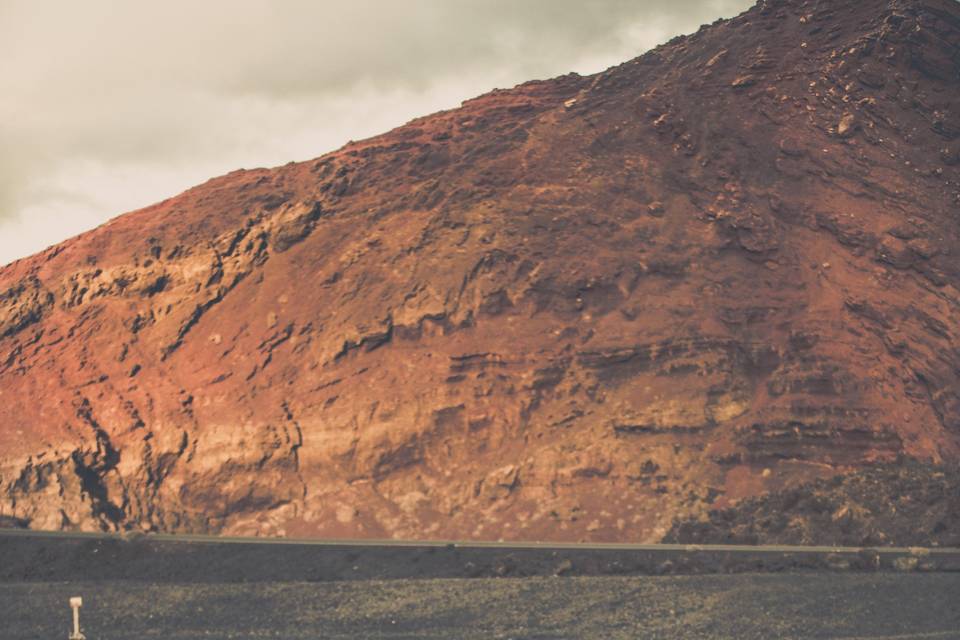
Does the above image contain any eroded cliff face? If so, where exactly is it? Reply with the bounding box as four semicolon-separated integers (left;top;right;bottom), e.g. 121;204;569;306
1;0;959;541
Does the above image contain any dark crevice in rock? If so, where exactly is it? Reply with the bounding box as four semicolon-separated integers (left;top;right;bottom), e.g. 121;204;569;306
71;398;125;530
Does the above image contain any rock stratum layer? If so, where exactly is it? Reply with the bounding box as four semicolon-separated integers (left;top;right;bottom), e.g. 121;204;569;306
2;0;959;542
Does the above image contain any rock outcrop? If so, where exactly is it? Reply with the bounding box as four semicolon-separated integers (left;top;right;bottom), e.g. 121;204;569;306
1;0;959;541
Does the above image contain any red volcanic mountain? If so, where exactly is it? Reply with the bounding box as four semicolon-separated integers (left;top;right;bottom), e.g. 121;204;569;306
1;0;958;542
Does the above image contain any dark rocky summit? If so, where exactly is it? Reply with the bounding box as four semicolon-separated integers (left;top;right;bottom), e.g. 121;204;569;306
1;0;958;542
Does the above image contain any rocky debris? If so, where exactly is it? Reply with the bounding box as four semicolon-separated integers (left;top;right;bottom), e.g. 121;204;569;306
0;0;959;542
836;113;858;138
665;461;960;548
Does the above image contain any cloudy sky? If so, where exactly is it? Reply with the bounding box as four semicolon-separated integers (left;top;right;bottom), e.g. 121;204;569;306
0;0;752;266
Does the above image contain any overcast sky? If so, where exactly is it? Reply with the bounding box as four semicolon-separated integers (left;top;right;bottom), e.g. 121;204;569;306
0;0;753;266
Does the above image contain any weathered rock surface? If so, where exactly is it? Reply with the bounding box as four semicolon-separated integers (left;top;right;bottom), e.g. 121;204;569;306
1;0;959;541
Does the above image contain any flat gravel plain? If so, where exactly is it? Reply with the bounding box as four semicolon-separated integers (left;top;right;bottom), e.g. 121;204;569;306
3;573;960;640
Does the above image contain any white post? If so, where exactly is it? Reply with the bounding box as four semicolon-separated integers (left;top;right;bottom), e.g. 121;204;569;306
69;597;86;640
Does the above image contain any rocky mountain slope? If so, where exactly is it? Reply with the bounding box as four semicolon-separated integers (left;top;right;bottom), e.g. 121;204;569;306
1;0;958;542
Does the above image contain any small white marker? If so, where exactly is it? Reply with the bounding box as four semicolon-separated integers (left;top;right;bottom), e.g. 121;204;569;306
69;597;86;640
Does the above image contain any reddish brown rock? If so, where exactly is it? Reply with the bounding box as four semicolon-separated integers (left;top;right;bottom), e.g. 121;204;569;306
1;0;959;542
